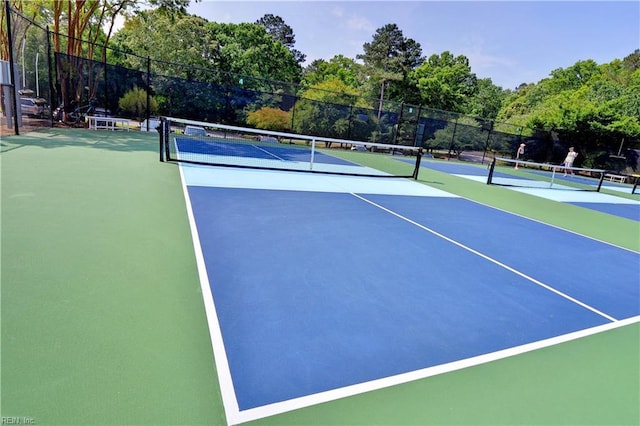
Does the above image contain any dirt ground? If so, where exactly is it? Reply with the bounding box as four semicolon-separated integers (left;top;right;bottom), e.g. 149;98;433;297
1;116;58;136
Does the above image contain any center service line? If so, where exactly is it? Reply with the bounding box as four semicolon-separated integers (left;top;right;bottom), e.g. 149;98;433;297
351;193;618;323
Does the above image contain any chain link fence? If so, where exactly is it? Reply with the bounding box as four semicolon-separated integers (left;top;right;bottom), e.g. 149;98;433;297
2;6;638;172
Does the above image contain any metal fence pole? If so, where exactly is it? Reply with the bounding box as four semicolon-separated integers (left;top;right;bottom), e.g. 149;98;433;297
46;26;55;127
4;0;19;134
146;56;151;130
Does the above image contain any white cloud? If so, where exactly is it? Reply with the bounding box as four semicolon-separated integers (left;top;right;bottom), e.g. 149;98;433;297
331;6;345;18
467;52;516;71
345;15;375;33
216;13;235;24
330;5;374;33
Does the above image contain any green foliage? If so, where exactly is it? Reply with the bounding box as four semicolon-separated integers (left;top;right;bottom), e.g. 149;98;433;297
547;60;601;92
409;51;478;113
208;22;302;85
255;13;305;64
301;55;364;90
148;0;193;15
299;78;361;105
21;0;637;164
118;87;157;120
428;116;489;156
465;78;508;119
496;50;640;168
358;23;423;105
358;23;423;73
110;11;213;75
110;10;302;86
292;78;374;141
246;107;290;131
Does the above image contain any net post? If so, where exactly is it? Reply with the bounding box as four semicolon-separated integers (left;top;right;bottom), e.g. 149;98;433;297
596;171;606;192
412;148;423;180
164;118;172;161
487;157;496;184
632;175;639;195
159;117;165;162
310;138;316;171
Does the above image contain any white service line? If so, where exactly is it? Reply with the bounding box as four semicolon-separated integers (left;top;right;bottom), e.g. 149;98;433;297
351;192;619;322
251;144;287;161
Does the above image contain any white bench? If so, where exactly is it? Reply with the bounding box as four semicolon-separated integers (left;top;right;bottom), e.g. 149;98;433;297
87;116;130;131
604;173;626;183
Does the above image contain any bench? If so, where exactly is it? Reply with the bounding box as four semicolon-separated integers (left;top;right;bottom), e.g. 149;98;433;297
87;116;130;131
604;173;626;183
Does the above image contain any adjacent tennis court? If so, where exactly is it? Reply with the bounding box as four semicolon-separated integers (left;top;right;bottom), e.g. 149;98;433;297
421;158;640;221
2;128;639;425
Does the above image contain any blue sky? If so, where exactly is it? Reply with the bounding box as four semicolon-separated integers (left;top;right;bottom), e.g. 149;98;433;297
188;1;640;90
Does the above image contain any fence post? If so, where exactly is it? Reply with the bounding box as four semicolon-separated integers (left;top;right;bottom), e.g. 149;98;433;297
4;0;19;134
146;56;151;130
46;26;55;126
393;102;404;145
411;105;422;147
290;94;297;132
481;120;494;164
346;104;354;141
448;117;459;160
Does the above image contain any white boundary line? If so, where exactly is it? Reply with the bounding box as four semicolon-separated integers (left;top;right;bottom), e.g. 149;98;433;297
453;174;640;254
227;316;639;425
250;144;287;161
178;165;239;425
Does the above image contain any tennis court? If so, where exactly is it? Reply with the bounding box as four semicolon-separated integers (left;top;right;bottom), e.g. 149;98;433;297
421;159;640;221
179;156;639;424
2;128;639;425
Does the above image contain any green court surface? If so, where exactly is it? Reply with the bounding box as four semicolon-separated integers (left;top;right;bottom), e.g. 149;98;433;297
1;129;638;425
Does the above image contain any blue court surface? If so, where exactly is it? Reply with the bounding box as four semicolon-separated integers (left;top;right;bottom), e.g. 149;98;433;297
176;137;354;165
173;136;402;176
178;163;639;425
420;159;640;221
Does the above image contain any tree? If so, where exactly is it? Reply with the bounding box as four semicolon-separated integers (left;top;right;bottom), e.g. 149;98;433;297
409;51;478;112
358;23;422;74
622;49;640;73
111;10;213;77
255;13;305;65
496;53;640;169
247;106;290;131
118;86;157;120
292;78;371;143
301;55;364;90
209;22;302;85
465;78;507;119
357;23;423;106
547;59;601;92
111;13;303;86
0;1;45;61
109;11;303;121
429;115;488;158
1;0;193;119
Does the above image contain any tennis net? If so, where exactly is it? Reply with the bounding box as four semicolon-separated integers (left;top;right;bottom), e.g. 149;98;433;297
158;117;423;179
487;157;607;192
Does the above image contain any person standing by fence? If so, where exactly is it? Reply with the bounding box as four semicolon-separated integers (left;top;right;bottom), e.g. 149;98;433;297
514;143;526;169
561;147;578;176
